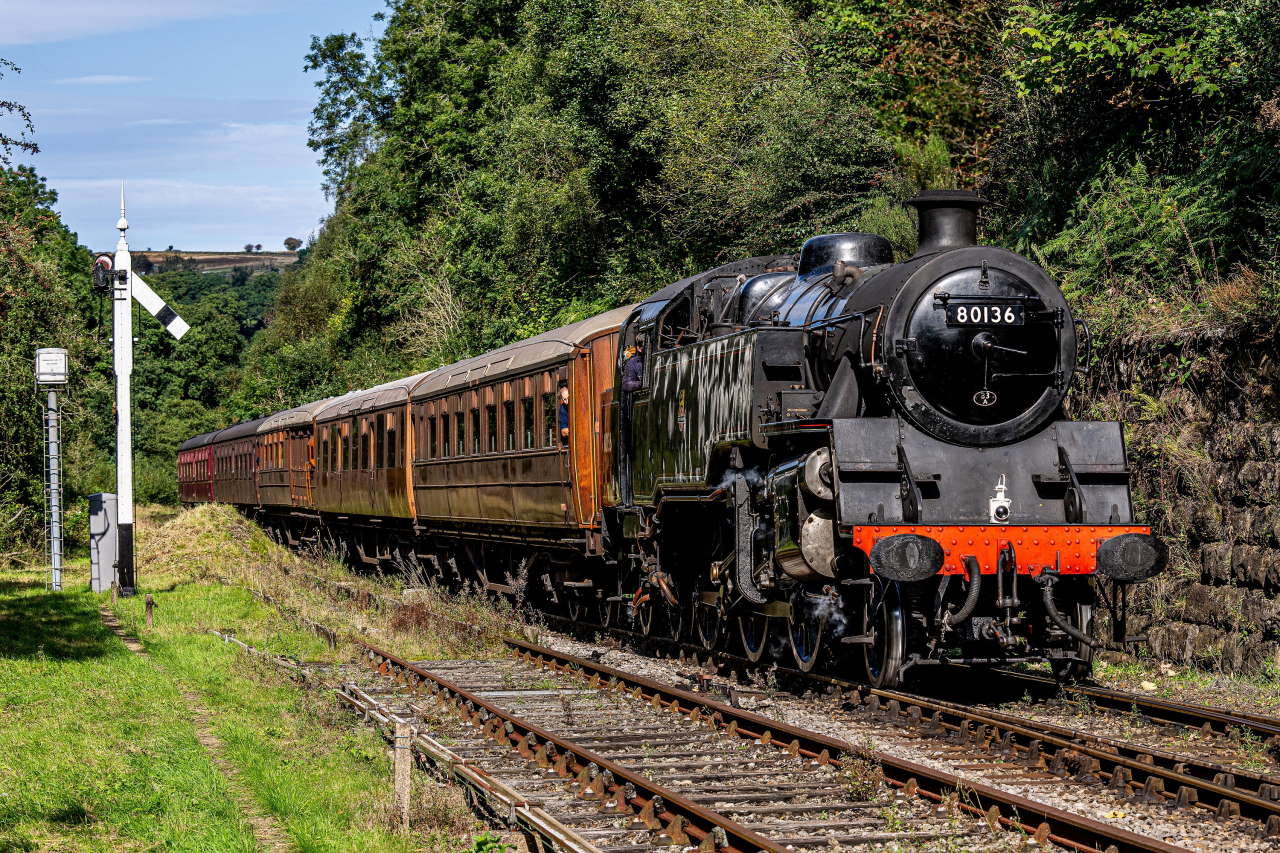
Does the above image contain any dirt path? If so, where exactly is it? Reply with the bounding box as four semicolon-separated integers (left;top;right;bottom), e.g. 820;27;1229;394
98;606;294;853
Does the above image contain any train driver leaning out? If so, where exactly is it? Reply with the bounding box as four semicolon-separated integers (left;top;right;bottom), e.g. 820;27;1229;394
621;342;644;394
558;381;570;445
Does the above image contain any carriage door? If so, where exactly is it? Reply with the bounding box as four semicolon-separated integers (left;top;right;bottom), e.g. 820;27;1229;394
568;349;597;526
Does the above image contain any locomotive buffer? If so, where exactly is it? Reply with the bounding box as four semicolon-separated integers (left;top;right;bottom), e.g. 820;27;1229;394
95;186;190;594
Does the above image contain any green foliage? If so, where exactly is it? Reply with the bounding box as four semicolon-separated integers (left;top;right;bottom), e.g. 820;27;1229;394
243;0;894;411
0;160;269;544
810;0;1003;168
0;167;102;552
1033;160;1278;338
0;60;38;166
467;833;512;853
852;134;957;259
990;0;1280;260
1004;2;1242;99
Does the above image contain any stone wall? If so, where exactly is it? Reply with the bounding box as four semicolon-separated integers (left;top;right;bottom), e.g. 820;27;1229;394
1083;329;1280;674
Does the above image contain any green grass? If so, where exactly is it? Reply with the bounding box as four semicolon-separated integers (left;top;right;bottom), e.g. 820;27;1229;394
0;561;258;852
0;549;473;852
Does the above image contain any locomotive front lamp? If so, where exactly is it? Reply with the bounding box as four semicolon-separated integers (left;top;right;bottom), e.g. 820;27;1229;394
35;348;68;385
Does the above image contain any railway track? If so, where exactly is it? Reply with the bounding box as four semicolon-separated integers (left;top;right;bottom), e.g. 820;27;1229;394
268;565;1280;849
537;615;1280;835
989;668;1280;745
351;638;1182;853
346;643;988;853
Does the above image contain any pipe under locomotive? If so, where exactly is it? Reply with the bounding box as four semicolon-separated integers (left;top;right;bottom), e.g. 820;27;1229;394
179;190;1165;688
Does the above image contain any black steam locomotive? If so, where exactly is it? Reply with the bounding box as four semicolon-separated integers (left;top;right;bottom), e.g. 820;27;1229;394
181;190;1165;688
609;189;1164;685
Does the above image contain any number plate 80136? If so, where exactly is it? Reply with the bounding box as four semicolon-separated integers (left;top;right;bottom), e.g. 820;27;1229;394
945;303;1024;326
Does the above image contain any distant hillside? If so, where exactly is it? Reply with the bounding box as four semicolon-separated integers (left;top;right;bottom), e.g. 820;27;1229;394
98;250;300;275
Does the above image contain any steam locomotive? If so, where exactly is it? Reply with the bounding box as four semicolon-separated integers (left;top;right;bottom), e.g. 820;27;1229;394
179;190;1165;687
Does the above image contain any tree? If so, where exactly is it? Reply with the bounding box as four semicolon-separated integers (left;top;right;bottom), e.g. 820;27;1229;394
0;59;38;166
283;237;303;251
243;243;254;253
254;243;262;252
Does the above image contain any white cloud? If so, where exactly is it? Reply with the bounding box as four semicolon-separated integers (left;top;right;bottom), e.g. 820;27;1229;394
55;75;152;86
207;122;305;144
53;177;320;211
0;1;286;46
126;118;193;126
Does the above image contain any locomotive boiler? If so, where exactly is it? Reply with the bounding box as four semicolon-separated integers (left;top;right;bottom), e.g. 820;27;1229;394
179;189;1165;689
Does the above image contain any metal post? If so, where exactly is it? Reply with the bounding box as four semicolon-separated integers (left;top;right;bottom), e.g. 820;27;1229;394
46;389;62;591
112;185;135;595
394;718;412;833
35;348;67;591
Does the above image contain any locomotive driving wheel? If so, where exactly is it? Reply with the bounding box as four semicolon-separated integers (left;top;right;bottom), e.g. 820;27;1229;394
787;592;828;673
863;578;906;688
636;578;683;641
738;611;772;663
693;589;725;651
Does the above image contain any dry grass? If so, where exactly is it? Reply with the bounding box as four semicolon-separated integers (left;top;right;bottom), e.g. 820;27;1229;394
135;504;516;663
840;741;888;802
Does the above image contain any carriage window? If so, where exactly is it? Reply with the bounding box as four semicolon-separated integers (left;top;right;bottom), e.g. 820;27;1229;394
387;411;398;468
341;424;350;471
504;401;515;450
454;412;465;456
429;415;438;458
362;419;372;469
376;416;386;468
440;415;450;458
486;405;497;453
542;393;556;446
471;409;481;454
522;398;534;448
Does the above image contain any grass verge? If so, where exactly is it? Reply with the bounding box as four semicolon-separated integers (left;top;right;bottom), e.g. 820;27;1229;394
0;504;483;852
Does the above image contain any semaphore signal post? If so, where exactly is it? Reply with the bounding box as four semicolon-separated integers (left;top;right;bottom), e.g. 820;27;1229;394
95;186;191;594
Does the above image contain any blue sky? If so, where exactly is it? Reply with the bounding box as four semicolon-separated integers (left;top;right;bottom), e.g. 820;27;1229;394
2;0;385;251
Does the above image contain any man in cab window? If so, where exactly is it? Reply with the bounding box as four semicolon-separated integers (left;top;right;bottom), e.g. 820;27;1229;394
558;381;570;445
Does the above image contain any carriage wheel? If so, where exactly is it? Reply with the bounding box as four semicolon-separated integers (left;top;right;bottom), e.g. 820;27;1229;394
738;611;772;663
787;596;827;673
863;580;906;688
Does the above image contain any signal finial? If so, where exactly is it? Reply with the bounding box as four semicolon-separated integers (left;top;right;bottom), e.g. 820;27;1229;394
116;182;128;233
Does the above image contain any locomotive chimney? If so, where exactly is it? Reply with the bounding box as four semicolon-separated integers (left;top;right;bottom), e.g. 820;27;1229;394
906;189;989;256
